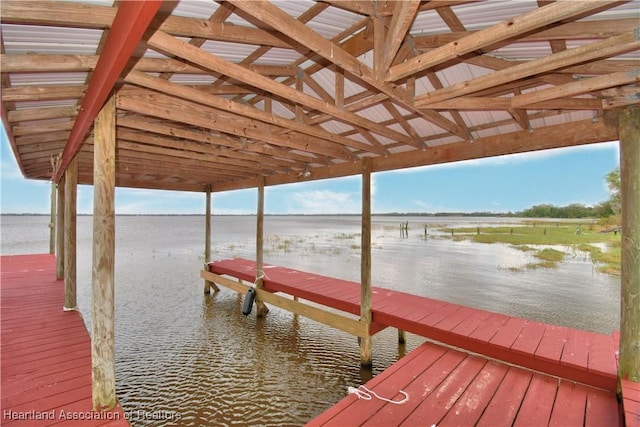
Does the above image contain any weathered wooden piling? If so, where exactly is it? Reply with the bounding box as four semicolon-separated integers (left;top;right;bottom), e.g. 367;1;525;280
49;182;56;254
255;176;269;317
360;159;372;367
91;95;116;411
398;329;406;344
56;175;65;280
204;185;218;294
63;155;78;311
619;105;640;383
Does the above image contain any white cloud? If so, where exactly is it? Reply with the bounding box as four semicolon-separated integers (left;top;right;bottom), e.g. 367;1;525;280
287;190;359;214
114;188;205;214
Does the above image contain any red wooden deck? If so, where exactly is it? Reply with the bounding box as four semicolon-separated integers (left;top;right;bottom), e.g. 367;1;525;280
622;379;640;427
210;258;629;426
1;254;129;427
307;340;620;427
209;258;619;391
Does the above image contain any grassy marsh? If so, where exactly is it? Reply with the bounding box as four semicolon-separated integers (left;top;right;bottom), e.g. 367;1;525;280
441;222;621;275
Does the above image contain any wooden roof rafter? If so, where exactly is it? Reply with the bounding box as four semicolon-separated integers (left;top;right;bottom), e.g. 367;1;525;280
0;0;636;192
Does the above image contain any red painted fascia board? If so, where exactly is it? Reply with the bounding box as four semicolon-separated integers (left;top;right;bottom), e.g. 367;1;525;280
54;0;163;183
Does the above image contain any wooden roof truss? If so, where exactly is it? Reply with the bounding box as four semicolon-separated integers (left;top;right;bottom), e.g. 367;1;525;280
1;0;638;192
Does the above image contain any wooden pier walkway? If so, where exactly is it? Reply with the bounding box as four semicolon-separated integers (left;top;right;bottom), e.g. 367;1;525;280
1;254;128;427
208;258;618;391
206;258;629;426
308;340;620;427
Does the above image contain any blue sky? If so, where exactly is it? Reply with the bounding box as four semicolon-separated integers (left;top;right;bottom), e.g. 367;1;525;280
1;124;619;215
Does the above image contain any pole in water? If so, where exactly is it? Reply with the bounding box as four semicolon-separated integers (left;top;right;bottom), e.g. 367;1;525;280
242;288;256;315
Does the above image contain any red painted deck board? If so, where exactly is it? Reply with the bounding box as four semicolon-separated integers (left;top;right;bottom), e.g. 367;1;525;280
560;328;591;371
1;254;129;427
548;381;587;427
361;351;466;427
438;360;509;426
488;317;527;349
621;379;640;427
309;340;621;427
535;324;568;364
433;305;477;332
398;355;488;426
585;388;622;427
209;258;619;392
476;368;533;427
512;374;558;426
511;320;546;356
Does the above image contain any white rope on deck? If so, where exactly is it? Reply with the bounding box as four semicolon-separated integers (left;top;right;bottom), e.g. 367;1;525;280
347;385;409;405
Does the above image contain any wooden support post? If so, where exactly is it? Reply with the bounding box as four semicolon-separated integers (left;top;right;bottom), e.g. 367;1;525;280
204;185;219;294
360;158;373;368
91;95;117;411
56;176;65;280
255;176;269;317
63;156;78;311
398;329;406;345
205;185;211;264
49;182;56;254
619;105;640;383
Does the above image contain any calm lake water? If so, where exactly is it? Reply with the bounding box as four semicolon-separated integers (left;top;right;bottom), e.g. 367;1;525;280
1;215;621;426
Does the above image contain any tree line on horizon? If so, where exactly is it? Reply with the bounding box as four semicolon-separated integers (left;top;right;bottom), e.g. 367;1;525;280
389;167;622;219
507;166;620;219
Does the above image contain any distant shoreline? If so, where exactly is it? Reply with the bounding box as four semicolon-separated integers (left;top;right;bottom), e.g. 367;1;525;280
1;212;529;218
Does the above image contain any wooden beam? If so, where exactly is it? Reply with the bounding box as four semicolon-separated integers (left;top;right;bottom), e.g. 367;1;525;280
54;0;162;182
0;0;292;48
0;54;97;72
512;69;640;108
619;105;640;383
360;157;372;368
1;85;86;102
423;96;603;110
63;155;78;311
124;70;366;156
415;31;640;107
373;13;385;82
212;117;618;192
604;87;640;109
116;115;318;165
386;0;622;82
0;54;296;77
115;93;354;161
411;18;640;49
200;271;369;337
91;95;116;411
377;1;420;79
146;30;413;146
7;106;79;123
226;0;463;141
321;1;375;16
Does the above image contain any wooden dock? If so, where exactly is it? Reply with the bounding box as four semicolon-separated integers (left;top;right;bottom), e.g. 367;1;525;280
307;340;620;427
208;258;618;390
206;258;629;425
1;254;128;427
